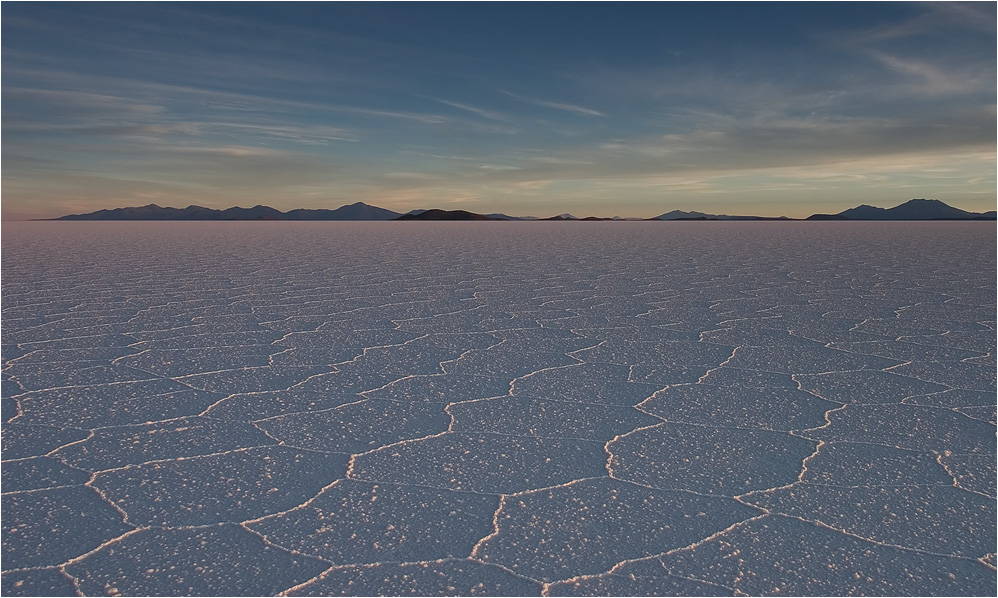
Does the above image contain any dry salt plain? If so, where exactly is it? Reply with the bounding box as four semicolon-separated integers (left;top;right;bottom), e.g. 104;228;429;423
1;221;995;597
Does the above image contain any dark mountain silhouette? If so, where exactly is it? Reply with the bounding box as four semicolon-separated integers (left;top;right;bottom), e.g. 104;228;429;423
394;209;500;221
54;204;217;220
654;209;788;221
282;202;402;220
486;213;531;220
52;202;402;221
654;209;715;220
218;205;284;220
808;199;995;220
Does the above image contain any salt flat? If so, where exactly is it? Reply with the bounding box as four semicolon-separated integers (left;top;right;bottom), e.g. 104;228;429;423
1;221;995;596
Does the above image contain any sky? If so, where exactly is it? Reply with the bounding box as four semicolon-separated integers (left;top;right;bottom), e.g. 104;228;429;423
2;2;995;220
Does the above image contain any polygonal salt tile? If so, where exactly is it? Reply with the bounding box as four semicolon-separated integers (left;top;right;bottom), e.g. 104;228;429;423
698;367;797;388
442;349;578;379
640;385;835;431
14;333;134;351
962;353;996;367
698;326;795;348
492;324;589;339
940;453;997;497
627;365;710;386
1;373;24;397
421;332;502;350
14;386;222;428
573;341;734;368
608;423;816;495
256;399;450;453
7;346;137;365
1;486;132;569
572;326;702;343
904;388;996;408
659;514;996;596
276;327;421;349
6;364;156;391
396;310;506;334
1;397;19;422
850;319;950;337
0;456;89;492
489;336;597;355
267;346;365;367
288;559;544;596
249;479;498;564
202;388;363;421
178;365;331;393
899;330;996;354
725;343;900;374
548;567;733;597
65;524;327;597
522;363;632;381
349;432;607;494
449;396;661;441
476;478;756;582
92;446;349;526
54;418;275;471
957;405;997;424
744;484;995;557
828;340;985;362
1;568;78;597
889;361;996;391
128;330;283;350
362;374;511;403
1;424;89;460
800;442;953;487
802;404;995;453
334;344;459;380
796;370;948;404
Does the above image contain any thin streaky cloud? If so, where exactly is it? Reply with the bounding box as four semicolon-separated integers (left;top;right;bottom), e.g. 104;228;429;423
502;91;605;117
833;2;995;46
3;69;451;127
865;51;990;96
434;99;509;122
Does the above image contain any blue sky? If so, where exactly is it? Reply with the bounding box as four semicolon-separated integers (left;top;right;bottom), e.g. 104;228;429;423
2;2;995;219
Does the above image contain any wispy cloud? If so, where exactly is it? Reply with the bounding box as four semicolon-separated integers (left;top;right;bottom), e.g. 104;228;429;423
865;51;990;96
502;91;604;116
842;1;996;45
434;99;508;122
163;145;286;157
205;122;359;144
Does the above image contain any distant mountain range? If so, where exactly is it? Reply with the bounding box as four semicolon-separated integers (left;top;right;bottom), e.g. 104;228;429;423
52;202;402;221
396;209;498;221
653;210;790;221
44;199;995;221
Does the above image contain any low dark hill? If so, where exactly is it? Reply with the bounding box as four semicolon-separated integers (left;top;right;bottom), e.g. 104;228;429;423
394;209;500;221
283;202;401;220
808;199;995;221
54;204;218;220
218;205;285;220
653;209;788;221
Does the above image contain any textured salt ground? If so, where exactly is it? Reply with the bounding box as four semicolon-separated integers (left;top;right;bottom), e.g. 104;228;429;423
1;221;995;596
